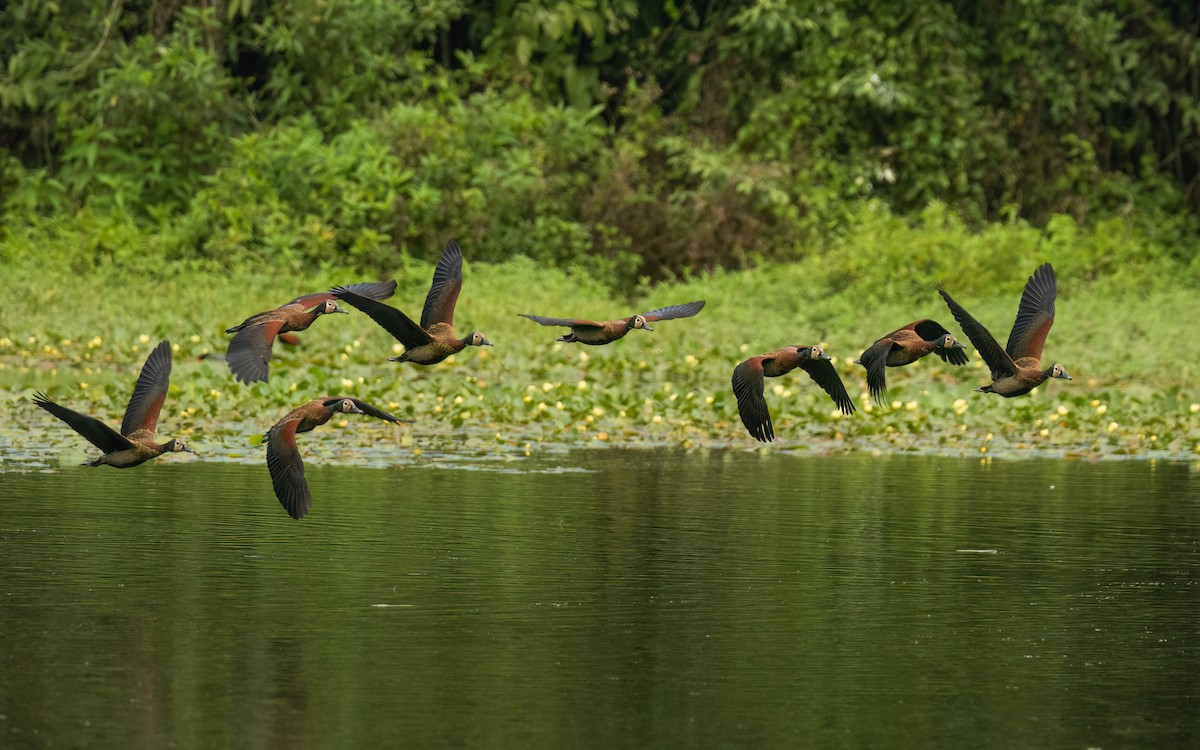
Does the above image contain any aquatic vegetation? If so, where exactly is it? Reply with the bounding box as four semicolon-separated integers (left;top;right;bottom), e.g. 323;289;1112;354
4;240;1197;466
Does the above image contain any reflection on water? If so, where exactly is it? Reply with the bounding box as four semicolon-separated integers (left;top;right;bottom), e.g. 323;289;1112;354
1;452;1198;748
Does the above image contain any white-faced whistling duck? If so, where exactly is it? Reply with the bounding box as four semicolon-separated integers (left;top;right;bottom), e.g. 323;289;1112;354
937;262;1071;398
732;345;856;442
224;281;397;383
333;239;492;366
33;340;196;467
854;320;968;406
518;300;706;345
265;397;410;519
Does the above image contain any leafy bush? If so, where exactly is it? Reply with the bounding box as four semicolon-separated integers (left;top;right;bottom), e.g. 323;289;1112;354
3;0;1200;283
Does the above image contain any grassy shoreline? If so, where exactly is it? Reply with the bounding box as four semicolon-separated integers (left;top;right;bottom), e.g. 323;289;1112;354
3;245;1198;467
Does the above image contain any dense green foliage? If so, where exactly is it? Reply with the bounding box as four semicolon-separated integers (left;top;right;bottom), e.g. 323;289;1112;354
2;1;1199;285
2;1;1198;462
3;212;1197;463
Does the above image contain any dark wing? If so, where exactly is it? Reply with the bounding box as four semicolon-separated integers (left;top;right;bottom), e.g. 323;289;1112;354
800;358;856;416
856;339;894;407
33;391;134;453
639;300;706;322
732;357;773;442
226;318;283;383
121;340;172;436
336;280;397;301
265;418;312;520
910;318;970;365
285;281;393;309
323;398;412;424
1005;263;1056;361
224;309;274;334
421;239;463;329
909;319;953;341
936;282;1016;380
935;345;970;366
333;288;433;348
285;291;336;308
518;313;604;329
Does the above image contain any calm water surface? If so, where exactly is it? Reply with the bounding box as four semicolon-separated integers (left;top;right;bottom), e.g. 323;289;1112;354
1;450;1198;748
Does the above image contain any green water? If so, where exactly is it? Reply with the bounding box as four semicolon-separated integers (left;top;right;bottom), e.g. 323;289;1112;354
1;451;1197;748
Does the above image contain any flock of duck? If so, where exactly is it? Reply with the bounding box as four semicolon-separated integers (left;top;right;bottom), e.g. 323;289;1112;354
32;240;1071;519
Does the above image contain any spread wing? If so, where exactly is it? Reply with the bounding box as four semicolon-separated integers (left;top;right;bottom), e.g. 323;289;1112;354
287;280;398;309
226;318;283;384
421;239;463;329
121;340;172;436
856;339;894;407
909;319;952;340
732;357;773;442
33;391;134;453
934;344;970;366
639;300;706;322
518;314;604;329
265;418;312;520
910;318;969;365
333;288;433;348
800;358;856;416
937;282;1016;380
1005;263;1056;361
322;398;411;424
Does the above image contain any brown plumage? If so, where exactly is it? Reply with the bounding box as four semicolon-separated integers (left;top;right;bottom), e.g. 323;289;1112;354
265;397;409;519
224;280;397;383
199;332;301;362
519;300;706;345
937;262;1071;398
32;340;196;467
854;319;968;406
334;239;492;366
732;345;856;442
